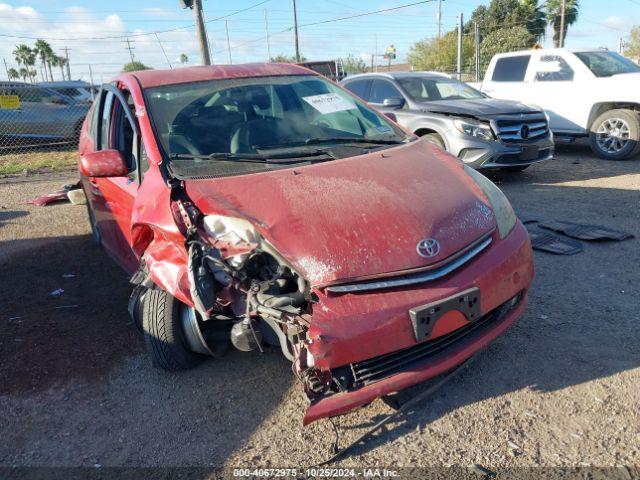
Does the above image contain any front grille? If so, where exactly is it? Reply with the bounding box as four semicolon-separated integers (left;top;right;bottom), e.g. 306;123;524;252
494;114;549;143
333;293;521;389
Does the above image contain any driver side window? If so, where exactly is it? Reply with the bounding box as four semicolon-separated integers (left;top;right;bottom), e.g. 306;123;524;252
369;80;402;104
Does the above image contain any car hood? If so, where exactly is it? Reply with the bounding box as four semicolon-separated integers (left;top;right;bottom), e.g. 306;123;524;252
420;98;541;119
184;140;496;286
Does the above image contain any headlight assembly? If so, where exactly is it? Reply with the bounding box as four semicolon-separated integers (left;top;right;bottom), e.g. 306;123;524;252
464;165;517;239
454;119;494;141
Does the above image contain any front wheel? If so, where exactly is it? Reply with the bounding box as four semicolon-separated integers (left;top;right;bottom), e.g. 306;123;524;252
142;289;207;371
589;109;640;160
421;132;446;150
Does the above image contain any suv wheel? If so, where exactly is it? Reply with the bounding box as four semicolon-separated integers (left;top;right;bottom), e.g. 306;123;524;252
421;133;446;150
589;109;640;160
142;289;207;371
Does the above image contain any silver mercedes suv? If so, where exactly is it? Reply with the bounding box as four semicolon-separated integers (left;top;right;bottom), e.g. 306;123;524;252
341;72;554;171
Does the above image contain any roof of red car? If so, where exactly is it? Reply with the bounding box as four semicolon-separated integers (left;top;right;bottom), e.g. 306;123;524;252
128;63;313;88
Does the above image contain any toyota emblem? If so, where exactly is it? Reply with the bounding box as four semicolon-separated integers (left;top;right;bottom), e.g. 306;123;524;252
416;238;441;258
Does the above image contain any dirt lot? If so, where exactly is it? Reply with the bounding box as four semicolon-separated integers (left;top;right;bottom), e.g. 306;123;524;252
0;145;638;475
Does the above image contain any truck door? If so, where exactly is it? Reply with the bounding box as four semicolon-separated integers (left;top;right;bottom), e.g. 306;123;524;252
481;54;532;104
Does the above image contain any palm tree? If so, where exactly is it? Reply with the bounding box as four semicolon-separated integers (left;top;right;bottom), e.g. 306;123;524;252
34;39;53;81
18;67;29;82
13;44;37;82
8;68;19;81
52;55;67;80
546;0;579;48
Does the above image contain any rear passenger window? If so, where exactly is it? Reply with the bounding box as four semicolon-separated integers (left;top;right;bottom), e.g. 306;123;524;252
344;80;370;100
492;55;531;82
534;55;574;82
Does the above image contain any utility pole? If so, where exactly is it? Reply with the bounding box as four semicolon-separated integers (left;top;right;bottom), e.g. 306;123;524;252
619;38;625;55
264;10;272;62
155;33;173;69
192;0;211;65
292;0;301;62
123;38;135;63
475;22;480;81
225;20;232;64
88;64;95;99
63;46;71;80
457;13;463;80
3;58;9;80
436;0;442;38
559;0;566;48
374;33;378;72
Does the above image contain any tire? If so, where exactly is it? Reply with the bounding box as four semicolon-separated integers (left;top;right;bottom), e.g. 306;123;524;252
500;165;530;172
589;109;640;160
421;132;446;150
142;289;206;371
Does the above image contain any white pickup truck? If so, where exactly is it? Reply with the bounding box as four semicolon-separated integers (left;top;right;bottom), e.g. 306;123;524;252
477;48;640;159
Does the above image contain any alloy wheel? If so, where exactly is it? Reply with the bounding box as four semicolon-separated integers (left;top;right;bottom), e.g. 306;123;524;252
596;118;631;154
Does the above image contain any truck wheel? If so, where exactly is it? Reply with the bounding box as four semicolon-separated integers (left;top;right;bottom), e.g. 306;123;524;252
589;109;640;160
422;133;446;150
142;289;206;371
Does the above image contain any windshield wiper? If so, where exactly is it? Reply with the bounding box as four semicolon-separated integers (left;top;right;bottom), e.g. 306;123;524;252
171;150;334;164
256;137;406;150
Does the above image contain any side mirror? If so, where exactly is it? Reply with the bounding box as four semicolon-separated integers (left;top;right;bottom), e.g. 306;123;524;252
80;149;128;178
382;97;405;109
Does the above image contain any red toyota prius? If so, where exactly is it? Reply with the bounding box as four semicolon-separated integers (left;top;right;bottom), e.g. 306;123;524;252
78;63;534;425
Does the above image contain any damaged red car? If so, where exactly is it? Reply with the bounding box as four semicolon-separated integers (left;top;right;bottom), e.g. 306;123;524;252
78;64;534;425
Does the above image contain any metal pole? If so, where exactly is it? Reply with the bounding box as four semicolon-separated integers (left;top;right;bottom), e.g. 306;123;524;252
123;39;135;63
88;64;95;100
457;13;463;80
155;33;173;69
292;0;300;62
3;58;10;80
559;0;566;48
225;20;232;64
193;0;211;65
436;0;442;38
475;22;480;82
374;34;378;72
63;47;71;80
264;9;272;62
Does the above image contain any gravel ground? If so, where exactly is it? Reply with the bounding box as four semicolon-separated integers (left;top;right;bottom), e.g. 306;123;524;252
0;145;638;475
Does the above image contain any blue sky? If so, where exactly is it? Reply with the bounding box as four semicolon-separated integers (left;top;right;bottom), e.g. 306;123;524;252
0;0;637;82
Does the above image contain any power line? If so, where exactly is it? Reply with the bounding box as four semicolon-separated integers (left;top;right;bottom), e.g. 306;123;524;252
0;0;270;41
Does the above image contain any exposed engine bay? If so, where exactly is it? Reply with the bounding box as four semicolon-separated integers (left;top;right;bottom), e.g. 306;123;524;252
131;189;330;402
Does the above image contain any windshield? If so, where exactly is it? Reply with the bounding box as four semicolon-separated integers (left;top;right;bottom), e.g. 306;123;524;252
145;75;407;177
396;76;484;102
575;51;640;77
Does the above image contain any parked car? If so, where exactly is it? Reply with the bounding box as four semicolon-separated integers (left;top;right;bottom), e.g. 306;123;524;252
38;80;97;103
78;63;534;424
477;48;640;159
0;81;89;144
341;72;554;172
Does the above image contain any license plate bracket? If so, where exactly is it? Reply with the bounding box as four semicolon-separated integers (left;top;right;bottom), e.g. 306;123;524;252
520;145;539;161
409;288;481;341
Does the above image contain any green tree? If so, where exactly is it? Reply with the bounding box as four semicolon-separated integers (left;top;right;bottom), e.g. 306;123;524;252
13;44;36;82
123;61;152;72
179;53;189;64
270;54;307;63
407;31;474;74
625;25;640;60
479;26;536;73
546;0;579;48
521;0;547;41
342;54;367;74
33;39;53;81
18;67;29;82
51;55;67;80
7;68;19;80
468;0;546;42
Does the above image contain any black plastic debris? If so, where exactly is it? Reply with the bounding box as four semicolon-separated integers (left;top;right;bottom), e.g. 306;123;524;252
539;220;634;241
527;228;583;255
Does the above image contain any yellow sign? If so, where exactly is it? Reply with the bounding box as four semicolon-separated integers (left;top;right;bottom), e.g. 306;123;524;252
0;95;20;109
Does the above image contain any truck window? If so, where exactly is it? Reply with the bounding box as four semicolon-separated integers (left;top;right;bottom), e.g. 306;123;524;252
535;55;574;82
491;55;531;82
369;80;402;104
344;79;370;100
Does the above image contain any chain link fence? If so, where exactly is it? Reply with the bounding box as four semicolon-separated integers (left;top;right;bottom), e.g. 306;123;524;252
0;81;94;173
